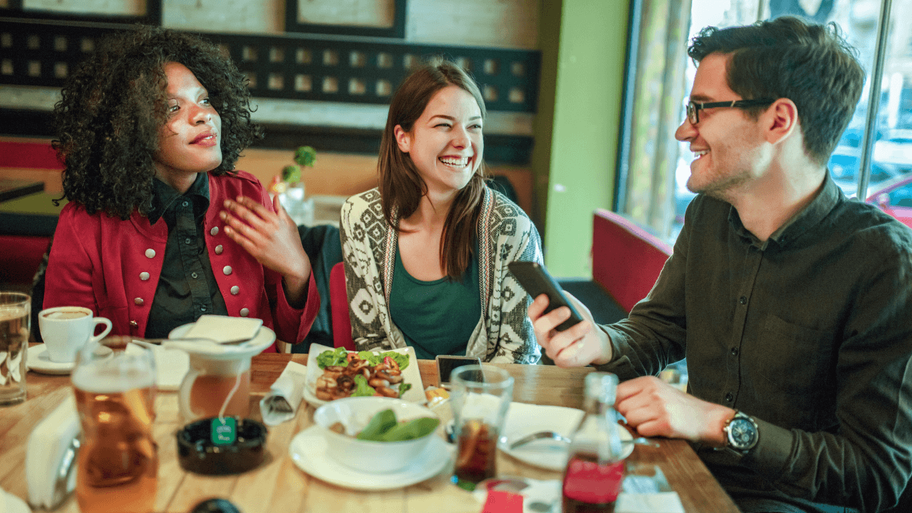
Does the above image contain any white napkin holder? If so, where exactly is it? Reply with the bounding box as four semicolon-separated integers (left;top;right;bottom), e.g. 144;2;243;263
25;396;79;510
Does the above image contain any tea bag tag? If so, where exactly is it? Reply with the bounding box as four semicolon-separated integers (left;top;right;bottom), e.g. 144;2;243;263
211;417;237;445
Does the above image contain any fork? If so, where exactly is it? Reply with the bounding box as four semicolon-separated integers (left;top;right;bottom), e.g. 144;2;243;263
508;430;660;450
507;430;571;449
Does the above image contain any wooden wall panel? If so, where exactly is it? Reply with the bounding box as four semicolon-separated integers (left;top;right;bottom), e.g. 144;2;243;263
161;0;539;50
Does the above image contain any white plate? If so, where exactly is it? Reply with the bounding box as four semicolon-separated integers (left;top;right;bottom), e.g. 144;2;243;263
289;425;451;490
498;403;633;471
1;488;31;513
167;321;275;360
26;344;75;375
303;343;424;406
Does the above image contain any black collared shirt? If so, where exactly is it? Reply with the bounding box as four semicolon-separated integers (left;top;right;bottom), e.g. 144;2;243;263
600;174;912;512
145;173;227;338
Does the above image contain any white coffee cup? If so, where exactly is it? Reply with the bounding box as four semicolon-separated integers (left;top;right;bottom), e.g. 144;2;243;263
39;307;113;363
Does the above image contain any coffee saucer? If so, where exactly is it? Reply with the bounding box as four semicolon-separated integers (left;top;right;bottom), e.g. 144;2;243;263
27;345;75;375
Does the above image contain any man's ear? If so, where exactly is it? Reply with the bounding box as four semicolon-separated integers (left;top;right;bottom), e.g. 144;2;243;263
394;125;410;153
765;98;798;144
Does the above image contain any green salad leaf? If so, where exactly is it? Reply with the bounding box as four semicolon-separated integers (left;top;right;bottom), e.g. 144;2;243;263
356;409;397;440
351;374;376;397
316;347;349;369
383;351;410;370
355;409;441;442
316;348;410;371
356;350;409;370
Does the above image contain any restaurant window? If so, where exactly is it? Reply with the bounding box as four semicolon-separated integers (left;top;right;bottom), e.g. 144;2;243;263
617;0;912;241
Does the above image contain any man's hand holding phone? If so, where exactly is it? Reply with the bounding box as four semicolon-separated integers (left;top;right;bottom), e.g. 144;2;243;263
527;287;613;368
508;261;613;367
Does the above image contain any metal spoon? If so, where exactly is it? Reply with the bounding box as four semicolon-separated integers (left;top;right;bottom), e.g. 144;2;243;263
134;337;250;346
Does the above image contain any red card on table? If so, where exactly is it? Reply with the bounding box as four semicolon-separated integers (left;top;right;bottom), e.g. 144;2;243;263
482;489;523;513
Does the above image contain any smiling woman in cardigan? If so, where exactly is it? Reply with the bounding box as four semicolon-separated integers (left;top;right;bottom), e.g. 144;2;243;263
340;59;542;363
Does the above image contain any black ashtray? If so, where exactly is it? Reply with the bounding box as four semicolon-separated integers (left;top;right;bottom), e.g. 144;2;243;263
176;417;267;475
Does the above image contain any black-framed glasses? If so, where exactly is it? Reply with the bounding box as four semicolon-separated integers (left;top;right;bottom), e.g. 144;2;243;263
684;98;776;125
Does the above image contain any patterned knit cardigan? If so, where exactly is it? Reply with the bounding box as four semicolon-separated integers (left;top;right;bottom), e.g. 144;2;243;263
339;187;543;363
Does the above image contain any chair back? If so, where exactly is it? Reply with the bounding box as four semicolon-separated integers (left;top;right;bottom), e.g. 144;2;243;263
592;209;673;313
330;262;356;350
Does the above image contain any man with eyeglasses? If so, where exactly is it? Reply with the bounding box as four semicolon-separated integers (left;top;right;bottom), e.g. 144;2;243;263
530;15;912;513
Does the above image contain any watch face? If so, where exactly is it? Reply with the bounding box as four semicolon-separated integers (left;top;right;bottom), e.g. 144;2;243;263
729;418;757;447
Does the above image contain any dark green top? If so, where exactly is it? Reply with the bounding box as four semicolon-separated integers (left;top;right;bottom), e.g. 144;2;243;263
145;173;227;338
389;240;481;360
599;174;912;513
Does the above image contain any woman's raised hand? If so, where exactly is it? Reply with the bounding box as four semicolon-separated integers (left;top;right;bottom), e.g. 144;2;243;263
220;195;312;306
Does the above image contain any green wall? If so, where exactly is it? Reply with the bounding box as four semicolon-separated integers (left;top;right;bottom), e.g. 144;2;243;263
533;0;630;277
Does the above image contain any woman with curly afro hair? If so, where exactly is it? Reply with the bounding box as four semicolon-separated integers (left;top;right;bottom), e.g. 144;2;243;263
43;26;319;349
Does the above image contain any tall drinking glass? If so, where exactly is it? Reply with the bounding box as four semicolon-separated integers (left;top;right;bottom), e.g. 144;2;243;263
449;364;514;491
0;292;30;406
72;336;158;513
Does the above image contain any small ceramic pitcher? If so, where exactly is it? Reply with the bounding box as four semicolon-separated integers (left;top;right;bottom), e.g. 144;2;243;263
178;354;251;422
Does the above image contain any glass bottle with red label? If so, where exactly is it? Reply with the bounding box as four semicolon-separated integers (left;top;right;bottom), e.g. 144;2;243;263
562;372;625;513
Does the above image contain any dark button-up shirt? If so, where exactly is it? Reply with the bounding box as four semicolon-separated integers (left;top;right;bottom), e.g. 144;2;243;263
599;174;912;512
145;173;227;338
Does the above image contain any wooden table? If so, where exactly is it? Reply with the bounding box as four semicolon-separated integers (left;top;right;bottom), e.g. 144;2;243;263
0;179;43;203
0;353;739;513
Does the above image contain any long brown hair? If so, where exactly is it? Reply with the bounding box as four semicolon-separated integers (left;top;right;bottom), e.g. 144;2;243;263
378;58;487;280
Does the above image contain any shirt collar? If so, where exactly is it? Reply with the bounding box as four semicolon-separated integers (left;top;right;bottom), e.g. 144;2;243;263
148;172;211;226
728;172;843;250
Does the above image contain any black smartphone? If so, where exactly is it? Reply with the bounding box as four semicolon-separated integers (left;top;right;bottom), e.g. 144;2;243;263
436;355;482;388
508;261;585;331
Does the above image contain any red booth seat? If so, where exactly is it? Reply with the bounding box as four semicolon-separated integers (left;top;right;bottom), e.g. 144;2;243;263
591;209;673;313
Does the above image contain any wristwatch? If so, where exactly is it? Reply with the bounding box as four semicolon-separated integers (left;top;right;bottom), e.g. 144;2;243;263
722;411;759;455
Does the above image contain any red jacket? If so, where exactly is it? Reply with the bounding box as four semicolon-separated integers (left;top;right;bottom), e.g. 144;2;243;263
44;171;319;350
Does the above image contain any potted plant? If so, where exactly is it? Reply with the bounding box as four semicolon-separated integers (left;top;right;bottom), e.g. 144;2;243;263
272;145;317;225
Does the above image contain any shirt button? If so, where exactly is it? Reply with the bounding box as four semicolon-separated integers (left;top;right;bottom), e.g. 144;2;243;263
230;286;240;295
145;248;156;259
185;238;192;245
239;308;249;317
210;227;219;236
134;297;144;306
215;245;223;255
739;296;747;305
182;201;189;207
191;272;198;279
725;392;734;402
730;347;739;356
200;306;207;312
139;272;150;281
223;266;233;276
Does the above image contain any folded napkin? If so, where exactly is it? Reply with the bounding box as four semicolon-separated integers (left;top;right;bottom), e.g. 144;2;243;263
616;466;685;513
260;362;307;426
26;396;79;511
183;315;262;343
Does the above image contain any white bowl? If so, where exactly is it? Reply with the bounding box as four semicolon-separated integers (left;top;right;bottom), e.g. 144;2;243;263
312;397;440;472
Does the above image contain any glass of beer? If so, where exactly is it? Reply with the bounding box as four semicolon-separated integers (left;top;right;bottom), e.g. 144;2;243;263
449;364;514;491
0;292;30;406
72;336;158;513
